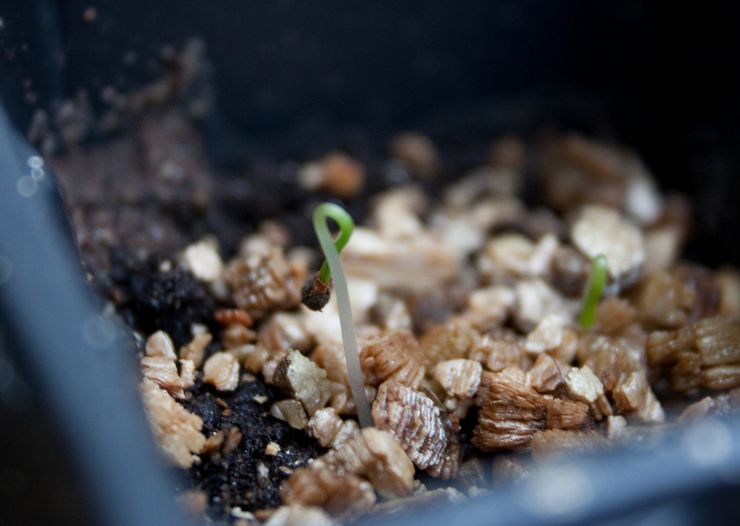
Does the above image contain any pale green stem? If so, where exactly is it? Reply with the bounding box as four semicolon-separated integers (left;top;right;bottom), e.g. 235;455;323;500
313;203;372;427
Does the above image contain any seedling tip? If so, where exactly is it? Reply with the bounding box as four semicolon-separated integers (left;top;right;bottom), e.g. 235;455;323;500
301;203;355;311
579;254;608;329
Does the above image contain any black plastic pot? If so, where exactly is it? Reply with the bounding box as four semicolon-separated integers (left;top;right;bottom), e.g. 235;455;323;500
1;2;739;526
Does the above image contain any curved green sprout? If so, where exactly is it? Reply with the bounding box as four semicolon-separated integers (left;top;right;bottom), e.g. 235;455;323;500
314;203;355;284
579;254;608;329
313;203;372;427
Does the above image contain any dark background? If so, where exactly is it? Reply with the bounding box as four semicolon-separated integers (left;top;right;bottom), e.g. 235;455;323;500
0;2;739;525
1;1;738;263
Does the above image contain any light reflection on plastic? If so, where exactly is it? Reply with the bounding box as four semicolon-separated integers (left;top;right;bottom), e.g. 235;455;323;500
683;420;733;468
82;314;118;349
526;464;594;518
16;157;46;198
28;155;45;181
16;176;37;197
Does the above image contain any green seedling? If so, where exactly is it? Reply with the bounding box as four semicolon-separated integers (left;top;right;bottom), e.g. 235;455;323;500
302;202;372;427
579;254;608;329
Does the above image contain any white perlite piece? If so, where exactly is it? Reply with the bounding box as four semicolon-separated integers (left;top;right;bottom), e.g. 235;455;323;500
141;356;183;397
467;286;515;327
434;213;487;256
513;279;577;332
140;380;205;468
433;359;482;399
644;225;682;272
179;359;196;390
623;160;662;225
565;366;612;420
478;233;558;280
181;239;223;282
564;366;603;401
179;332;212;369
479;233;535;277
273;350;331;416
372;293;413;332
571;205;645;283
524;314;567;354
203;352;240;391
271;399;309;430
332;419;360;447
373;186;425;240
230;506;255;520
308;407;343;448
257;462;270;484
268;312;313;352
142;331;194;398
529;234;559;277
145;330;177;359
606;415;628;440
264;505;333;526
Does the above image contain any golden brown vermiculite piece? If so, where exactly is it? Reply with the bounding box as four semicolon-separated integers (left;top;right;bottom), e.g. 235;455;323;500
632;266;720;330
542;135;629;214
577;333;644;394
473;371;589;451
280;458;375;519
434;359;482;399
631;270;697;329
419;322;481;369
330;427;415;498
360;330;425;387
576;333;665;423
224;245;303;320
281;427;414;517
594;296;639;336
647;316;740;392
371;381;448;470
528;354;568;394
426;419;462;480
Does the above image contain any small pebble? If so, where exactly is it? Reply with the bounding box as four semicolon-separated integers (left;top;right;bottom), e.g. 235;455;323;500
265;442;281;456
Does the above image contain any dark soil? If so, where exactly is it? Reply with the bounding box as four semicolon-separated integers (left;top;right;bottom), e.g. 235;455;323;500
107;251;217;348
184;378;325;518
50;106;398;292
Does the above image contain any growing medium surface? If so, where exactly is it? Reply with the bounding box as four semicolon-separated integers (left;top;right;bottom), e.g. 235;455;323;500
52;98;740;524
